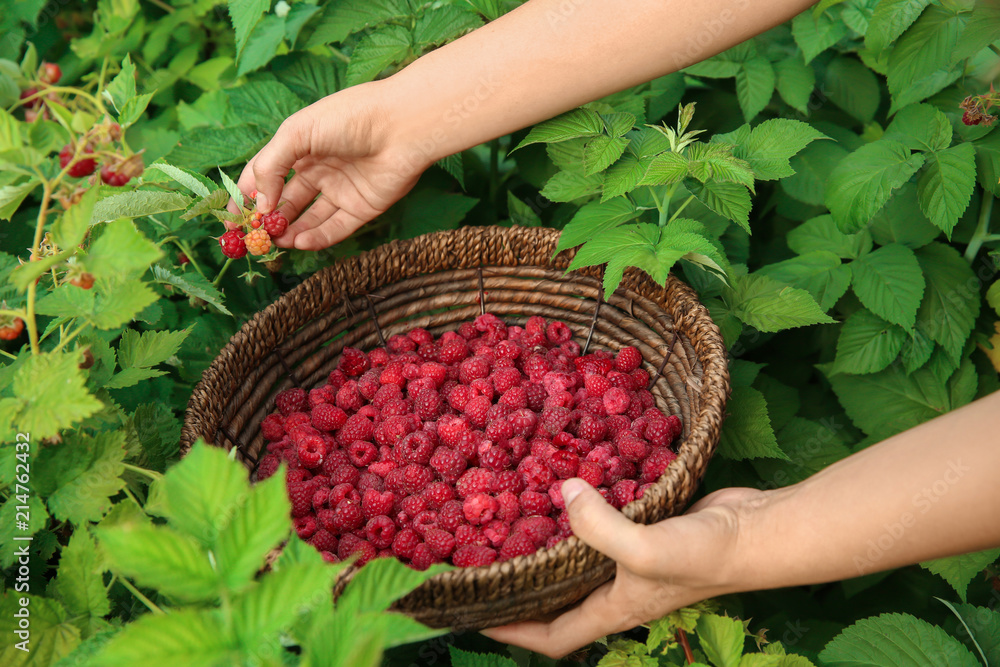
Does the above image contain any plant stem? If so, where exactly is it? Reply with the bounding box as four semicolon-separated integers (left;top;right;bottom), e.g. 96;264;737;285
668;194;696;223
24;182;54;355
990;44;1000;57
51;323;89;353
119;577;165;615
0;309;26;319
175;240;207;280
123;463;164;482
676;629;695;664
0;349;17;361
213;258;234;287
329;47;351;64
145;0;175;13
657;184;678;227
9;86;104;112
964;191;995;264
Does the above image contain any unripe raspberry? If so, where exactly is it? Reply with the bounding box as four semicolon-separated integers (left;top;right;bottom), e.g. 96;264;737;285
245;228;271;255
40;63;62;85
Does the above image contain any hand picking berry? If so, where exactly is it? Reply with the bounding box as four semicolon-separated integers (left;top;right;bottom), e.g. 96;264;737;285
265;314;683;571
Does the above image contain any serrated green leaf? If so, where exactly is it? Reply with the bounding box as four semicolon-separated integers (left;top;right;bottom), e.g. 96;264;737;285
166;124;269;171
506;191;541;226
696;614;745;667
84;218;162;280
413;5;482;46
214;470;291;589
987;279;1000;317
951;0;1000;62
105;367;166;390
774;54;816;114
0;594;80;667
684;42;754;77
217;169;243;210
921;549;1000;601
341;558;451;615
567;223;654;272
516;108;604;150
228;0;270;57
949;603;1000;664
345;24;412;85
117;327;191;369
687;180;752;232
602;153;649;200
851;243;925;329
144;162;212;198
736;57;775;122
150;265;232;316
305;0;413;46
793;10;850;63
914;242;979;363
901;328;935;373
869;182;942;248
787;214;872;259
93;609;232;667
726;119;827;180
729;273;835;332
756;250;850;310
53;187;99;250
602;112;636;138
0;494;48;568
916;143;977;237
825;56;881;124
833;309;907;374
718;386;786;461
782;140;850;206
436;152;465;188
886;5;966;97
556;197;638;251
236;14;288;76
449;646;519;667
638;151;689;186
825;140;926;232
37;431;125;524
974;127;1000;197
90;191;191;225
820;612;980;667
753;417;852;486
0;180;39;220
866;0;932;51
102;55;136;114
883;103;952;152
12;352;103;440
583;135;629;176
50;531;110;638
540;169;602;202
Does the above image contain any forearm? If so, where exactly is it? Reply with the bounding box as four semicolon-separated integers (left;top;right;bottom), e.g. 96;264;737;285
736;391;1000;590
379;0;816;167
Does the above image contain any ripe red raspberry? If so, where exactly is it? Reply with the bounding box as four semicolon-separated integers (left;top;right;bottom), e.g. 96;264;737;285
461;395;490;429
338;414;374;445
524;382;546;411
358;369;381;399
665;414;683;441
513;515;558;547
339;535;376;566
499;532;537;561
218;229;248;259
389;528;420;560
631;367;651;389
519;490;552;517
331;499;364;532
297;435;326;468
539;407;572;436
310;403;346;432
413;389;442;421
347;440;377;467
312;487;331;511
518;456;554;491
421;481;455;509
607;371;635;391
256;454;281;480
452;545;497;567
427;447;465;484
482;519;510;548
603;386;630;415
576;461;603;486
260;413;285;441
610;479;639;508
463;492;500;525
288;482;314;518
362;489;394;519
548;450;580;479
339;347;369;377
438;338;469;364
401;464;434;494
455;524;491;548
640;448;678;484
294;515;318;540
274;388;305;415
99;163;132;187
423;528;456;559
261;209;288;236
614;346;642;372
59;144;97;178
643;418;672;447
455;468;496;497
309;529;338;553
584;374;611;398
494;469;525;494
576;414;607;442
545;320;572;344
364;515;397;549
409;543;439;570
617;435;649;462
459;355;491;384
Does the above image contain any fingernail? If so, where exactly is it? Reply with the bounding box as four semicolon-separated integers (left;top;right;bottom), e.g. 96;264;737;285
561;478;585;506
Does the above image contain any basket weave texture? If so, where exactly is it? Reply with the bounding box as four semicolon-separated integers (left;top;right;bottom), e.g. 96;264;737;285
180;225;730;630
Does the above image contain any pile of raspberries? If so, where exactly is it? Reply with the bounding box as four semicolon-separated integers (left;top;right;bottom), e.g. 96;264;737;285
255;314;682;570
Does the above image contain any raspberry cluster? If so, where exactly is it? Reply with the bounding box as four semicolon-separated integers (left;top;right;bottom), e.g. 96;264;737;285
218;190;288;259
256;314;682;570
57;126;143;186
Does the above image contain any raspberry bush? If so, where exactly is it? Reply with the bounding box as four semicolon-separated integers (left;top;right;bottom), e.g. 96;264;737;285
1;1;999;666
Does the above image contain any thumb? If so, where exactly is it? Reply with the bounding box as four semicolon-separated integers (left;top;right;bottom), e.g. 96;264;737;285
562;478;646;564
252;121;304;214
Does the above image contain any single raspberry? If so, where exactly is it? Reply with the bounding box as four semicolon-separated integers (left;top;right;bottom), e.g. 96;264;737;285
455;468;496;498
494;469;525;494
423;528;456;559
665;414;683;441
438;338;469;364
458;356;491;385
539;407;572;436
59;145;97;178
391;528;421;560
524;382;547;411
421;481;455;509
401;464;434;494
631;367;651;389
364;515;397;549
545;321;572;344
309;529;338;552
308;404;344;432
331;499;364;532
452;545;497;567
614;346;642;372
438;500;466;532
40;62;62;85
455;524;490;548
294;515;318;540
479;445;512;472
339;347;369;377
617;435;650;462
499;532;537;561
362;489;394;519
413;389;442;421
288;482;314;518
312;487;331;511
337;414;374;445
611;479;639;508
429;446;467;482
0;316;24;341
242;227;270;255
519;490;551;517
334;381;363;412
513;515;558;547
411;510;439;536
357;369;381;399
400;494;429;518
603;387;630;415
347;440;377;467
962;110;980;126
256;454;281;480
218;229;248;259
409;543;438;570
584;374;612;398
518;456;554;491
482;519;510;548
462;395;491;429
548;450;580;479
297;435;326;468
99;163;132;187
643;418;672;447
260;413;286;441
494;490;521;523
641;448;678;484
577;461;604;486
261;209;288;236
463;492;500;525
607;371;635;392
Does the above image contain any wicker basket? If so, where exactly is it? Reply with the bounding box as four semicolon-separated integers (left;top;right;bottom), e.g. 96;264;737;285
180;225;729;630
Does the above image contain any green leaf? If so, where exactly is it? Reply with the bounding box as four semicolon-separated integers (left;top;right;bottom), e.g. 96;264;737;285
687;180;752;233
825;56;881;124
214;470;291;589
717;386;786;461
987;279;1000;317
787;214;872;259
167;124;269;171
602;153;649;200
914;242;980;363
782;140;850;206
833;309;907;374
730;273;835;332
774;57;816;114
921;549;1000;601
37;431;126;524
567;223;654;271
0;180;39;220
435;152;465;188
449;646;518;667
637;151;689;186
12;352;103;441
825;140;926;232
887;66;962;114
696;613;745;667
117;92;153;128
148;441;250;547
305;0;413;46
345;24;412;86
228;0;270;57
886;5;966;97
0;494;48;568
792;10;850;63
97;523;219;602
90;191;191;224
901;328;935;373
53;187;100;250
341;557;451;613
727;119;827;180
883;103;952;152
820;613;980;667
602;112;636;138
866;0;932;51
0;594;80;667
150;266;232;316
390;189;479;238
949;603;1000;664
506;192;541;227
236;14;287;76
869;182;942;248
117;328;191;369
756;250;850;310
951;0;1000;62
218;168;243;209
102;55;136;114
736;57;775;122
50;531;110;637
916;143;977;237
851;243;925;329
583;135;629;176
52;627;121;667
85;218;162;280
555;197;638;251
540;169;603;202
94;609;232;667
753;417;853;486
974;127;1000;197
515;108;604;150
412;5;483;46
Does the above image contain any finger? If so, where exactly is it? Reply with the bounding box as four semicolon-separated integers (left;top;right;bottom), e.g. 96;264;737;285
561;478;647;566
293;208;367;250
277;197;339;249
274;175;320;222
228;155;258;216
253;120;307;214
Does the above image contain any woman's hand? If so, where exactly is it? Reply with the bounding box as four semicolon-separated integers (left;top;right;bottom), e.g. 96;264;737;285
481;480;772;659
227;81;430;250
